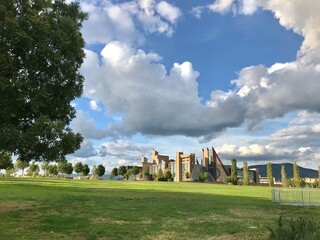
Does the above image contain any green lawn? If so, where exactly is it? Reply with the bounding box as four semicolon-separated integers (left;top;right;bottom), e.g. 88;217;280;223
0;178;319;240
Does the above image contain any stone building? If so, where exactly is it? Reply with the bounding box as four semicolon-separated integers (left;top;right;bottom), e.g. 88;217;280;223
141;147;259;183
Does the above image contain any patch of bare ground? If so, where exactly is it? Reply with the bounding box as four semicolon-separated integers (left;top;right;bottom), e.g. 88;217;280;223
0;201;33;212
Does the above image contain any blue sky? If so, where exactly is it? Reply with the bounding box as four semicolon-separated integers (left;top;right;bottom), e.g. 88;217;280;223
67;0;320;172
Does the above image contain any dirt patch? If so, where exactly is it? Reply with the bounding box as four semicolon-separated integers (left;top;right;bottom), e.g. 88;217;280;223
0;201;32;213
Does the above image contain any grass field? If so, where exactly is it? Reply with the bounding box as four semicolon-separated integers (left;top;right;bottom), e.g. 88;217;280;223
1;178;319;240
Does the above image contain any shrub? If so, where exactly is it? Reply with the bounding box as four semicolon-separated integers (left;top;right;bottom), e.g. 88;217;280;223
164;170;172;180
185;172;191;179
268;216;320;240
224;176;238;185
199;172;209;182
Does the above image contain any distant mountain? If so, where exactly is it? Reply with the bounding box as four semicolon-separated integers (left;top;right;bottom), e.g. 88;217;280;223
249;163;318;181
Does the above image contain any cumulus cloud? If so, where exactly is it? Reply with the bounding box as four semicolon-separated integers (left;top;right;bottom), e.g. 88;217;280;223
81;42;248;141
71;111;112;139
79;0;320;147
156;1;181;24
89;100;102;111
80;0;182;44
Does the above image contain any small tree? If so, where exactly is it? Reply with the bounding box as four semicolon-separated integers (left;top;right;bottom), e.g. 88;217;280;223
125;169;133;180
111;167;118;178
199;172;209;182
293;161;301;187
95;164;105;177
267;162;274;187
281;165;288;187
57;160;73;176
74;162;84;176
47;165;58;176
230;158;238;185
27;161;40;177
15;160;29;176
143;167;150;177
243;161;249;186
118;165;127;176
185;172;191;180
132;166;140;180
164;170;172;181
41;160;50;176
82;164;90;176
156;169;165;181
91;166;97;176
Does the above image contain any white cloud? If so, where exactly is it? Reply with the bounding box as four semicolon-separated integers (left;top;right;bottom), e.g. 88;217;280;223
239;0;258;15
80;0;182;44
208;0;234;14
71;111;112;139
156;1;181;24
89;100;102;111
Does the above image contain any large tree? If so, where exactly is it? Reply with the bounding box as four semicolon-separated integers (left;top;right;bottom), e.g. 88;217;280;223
118;165;127;176
0;0;87;162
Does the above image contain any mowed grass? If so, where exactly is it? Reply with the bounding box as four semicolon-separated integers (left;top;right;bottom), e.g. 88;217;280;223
0;178;319;240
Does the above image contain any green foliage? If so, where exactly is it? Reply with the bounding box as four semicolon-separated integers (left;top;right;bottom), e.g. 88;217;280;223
0;0;87;162
267;162;274;187
185;172;191;179
268;216;320;240
27;161;40;176
74;162;84;175
118;165;127;176
155;169;166;181
125;169;133;180
293;161;301;187
41;160;50;176
82;164;90;176
132;166;140;175
243;161;249;186
281;165;288;187
95;164;105;177
111;167;118;177
199;172;209;182
57;160;73;175
0;152;13;170
230;159;238;185
224;176;238;185
47;164;58;176
164;170;172;180
15;159;29;176
143;167;150;177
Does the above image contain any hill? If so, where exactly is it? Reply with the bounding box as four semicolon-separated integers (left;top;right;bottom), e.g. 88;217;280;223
249;163;318;181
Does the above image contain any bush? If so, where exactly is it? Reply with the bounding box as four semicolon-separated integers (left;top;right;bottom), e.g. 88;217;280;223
199;172;209;182
164;170;172;180
185;172;191;179
224;176;238;185
268;216;320;240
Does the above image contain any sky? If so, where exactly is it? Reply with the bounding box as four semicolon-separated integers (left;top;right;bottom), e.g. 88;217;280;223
66;0;320;172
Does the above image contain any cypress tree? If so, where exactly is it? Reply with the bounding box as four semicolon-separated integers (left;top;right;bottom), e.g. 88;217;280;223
243;161;249;186
281;165;288;187
293;161;301;187
231;159;238;185
267;162;274;187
